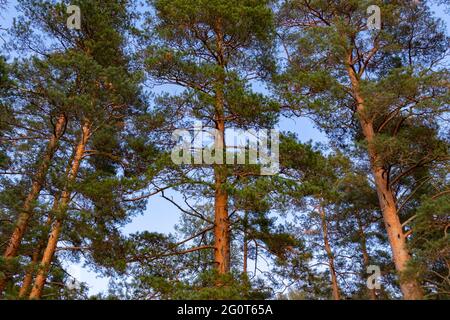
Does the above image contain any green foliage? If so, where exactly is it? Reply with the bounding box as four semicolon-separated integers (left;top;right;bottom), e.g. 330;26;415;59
408;195;450;299
0;0;448;301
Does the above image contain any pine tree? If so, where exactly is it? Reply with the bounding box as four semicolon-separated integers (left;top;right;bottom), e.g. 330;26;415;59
0;56;69;296
276;0;449;299
143;0;277;275
0;0;142;299
0;0;448;301
407;147;450;298
0;55;12;172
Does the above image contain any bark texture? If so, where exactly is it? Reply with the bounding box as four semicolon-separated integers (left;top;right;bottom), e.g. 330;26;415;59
29;121;90;299
212;19;230;275
18;195;59;298
0;114;66;295
346;60;423;300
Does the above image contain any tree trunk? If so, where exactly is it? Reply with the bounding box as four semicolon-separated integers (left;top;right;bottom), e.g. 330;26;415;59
213;119;230;274
18;246;40;299
355;211;377;300
0;114;66;295
214;182;230;274
319;204;341;300
213;18;230;275
29;121;90;299
18;195;59;298
346;61;423;300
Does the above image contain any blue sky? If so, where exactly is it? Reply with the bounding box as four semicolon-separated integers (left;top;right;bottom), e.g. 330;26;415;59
1;0;449;296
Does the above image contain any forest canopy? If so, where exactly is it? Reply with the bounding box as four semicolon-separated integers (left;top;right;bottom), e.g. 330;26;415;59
0;0;448;300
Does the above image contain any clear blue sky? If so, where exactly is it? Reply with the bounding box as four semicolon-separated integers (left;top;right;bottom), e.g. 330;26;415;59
1;0;448;296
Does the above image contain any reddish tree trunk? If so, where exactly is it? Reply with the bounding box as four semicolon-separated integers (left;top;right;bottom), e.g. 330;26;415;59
29;121;90;299
213;119;230;274
18;195;59;298
212;19;230;275
18;246;40;299
0;114;66;295
346;62;423;300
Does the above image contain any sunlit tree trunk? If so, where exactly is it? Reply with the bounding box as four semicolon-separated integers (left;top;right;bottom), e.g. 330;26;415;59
213;18;230;275
18;194;60;298
29;121;90;299
346;60;423;300
0;114;66;295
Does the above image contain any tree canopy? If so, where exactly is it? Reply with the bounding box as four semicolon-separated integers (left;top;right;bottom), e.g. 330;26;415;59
0;0;448;300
